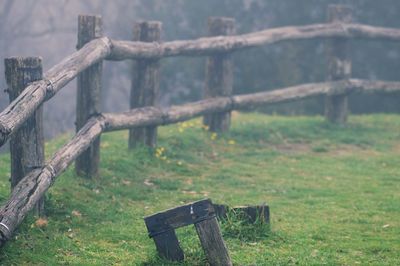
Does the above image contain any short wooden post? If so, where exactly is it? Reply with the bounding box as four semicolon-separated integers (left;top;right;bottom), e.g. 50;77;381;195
152;230;184;261
195;217;232;266
325;5;352;124
129;21;161;149
5;57;45;216
75;15;103;178
203;17;235;132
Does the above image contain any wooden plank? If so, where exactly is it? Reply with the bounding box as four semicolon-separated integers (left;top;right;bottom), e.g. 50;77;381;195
144;199;215;237
75;15;103;178
195;217;232;266
325;5;352;124
5;57;45;217
152;230;184;262
108;23;400;60
129;21;161;149
203;17;235;132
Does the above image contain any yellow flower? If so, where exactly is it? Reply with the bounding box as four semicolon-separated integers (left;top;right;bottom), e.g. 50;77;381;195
228;140;236;145
177;161;183;166
202;124;210;131
210;132;217;141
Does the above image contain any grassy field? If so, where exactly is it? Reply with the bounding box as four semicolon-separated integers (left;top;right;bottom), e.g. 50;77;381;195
0;112;399;265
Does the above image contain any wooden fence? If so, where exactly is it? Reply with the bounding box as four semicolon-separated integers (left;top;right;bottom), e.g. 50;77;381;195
1;4;400;247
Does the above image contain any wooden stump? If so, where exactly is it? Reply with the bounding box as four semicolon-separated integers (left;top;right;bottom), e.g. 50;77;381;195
4;57;45;216
203;17;235;133
75;15;103;178
129;21;161;149
325;5;352;124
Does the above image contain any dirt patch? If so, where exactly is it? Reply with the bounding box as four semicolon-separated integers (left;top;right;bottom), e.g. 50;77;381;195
272;143;311;155
272;142;380;157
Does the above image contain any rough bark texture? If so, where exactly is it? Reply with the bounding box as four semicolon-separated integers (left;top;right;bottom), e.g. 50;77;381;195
5;57;45;216
75;15;103;178
0;37;111;149
108;23;400;60
129;21;161;149
0;116;105;247
104;79;400;132
203;17;235;132
325;5;352;124
195;217;232;266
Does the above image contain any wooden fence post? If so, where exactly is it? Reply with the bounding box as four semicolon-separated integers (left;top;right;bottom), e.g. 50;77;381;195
129;21;162;149
204;17;235;132
325;5;352;124
5;57;45;216
75;15;103;178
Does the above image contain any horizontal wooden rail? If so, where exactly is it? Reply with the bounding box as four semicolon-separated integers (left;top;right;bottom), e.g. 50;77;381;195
0;37;112;148
1;22;400;149
1;78;400;246
108;23;400;60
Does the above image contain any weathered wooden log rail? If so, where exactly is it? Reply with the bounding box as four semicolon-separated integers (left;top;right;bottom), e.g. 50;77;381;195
1;78;400;246
2;4;400;249
3;22;400;147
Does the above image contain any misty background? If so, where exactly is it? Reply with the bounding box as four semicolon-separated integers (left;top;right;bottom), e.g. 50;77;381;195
1;0;400;141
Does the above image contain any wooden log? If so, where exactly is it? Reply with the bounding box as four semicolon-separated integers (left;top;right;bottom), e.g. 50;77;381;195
203;17;235;132
152;230;184;262
103;97;233;132
129;21;161;149
108;23;400;60
75;15;103;178
325;5;352;124
0;115;106;247
0;37;111;149
103;79;400;132
4;57;45;217
195;217;232;266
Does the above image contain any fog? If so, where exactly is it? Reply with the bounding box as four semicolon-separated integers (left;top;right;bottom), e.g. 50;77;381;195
1;0;400;141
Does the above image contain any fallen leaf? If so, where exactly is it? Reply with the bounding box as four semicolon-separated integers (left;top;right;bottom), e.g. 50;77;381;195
35;218;48;228
144;179;154;186
122;180;131;185
71;210;82;217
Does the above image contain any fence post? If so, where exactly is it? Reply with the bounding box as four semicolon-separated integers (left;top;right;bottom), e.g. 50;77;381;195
129;21;162;149
75;15;103;178
5;57;45;216
203;17;235;132
325;5;352;124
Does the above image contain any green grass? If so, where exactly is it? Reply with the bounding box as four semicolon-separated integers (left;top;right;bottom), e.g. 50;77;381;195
0;112;399;265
